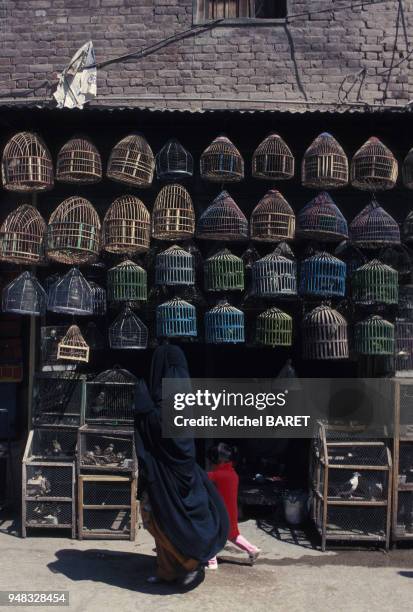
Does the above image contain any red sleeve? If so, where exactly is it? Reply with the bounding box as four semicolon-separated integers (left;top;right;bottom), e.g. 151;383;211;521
208;471;217;483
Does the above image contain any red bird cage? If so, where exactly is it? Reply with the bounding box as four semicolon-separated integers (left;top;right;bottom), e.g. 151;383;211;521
350;198;400;248
56;136;102;184
197;191;248;241
2;131;53;192
103;195;150;255
152;184;195;241
107;134;155;187
296;192;348;242
0;204;46;265
252;134;294;180
351;137;398;191
250;189;295;242
302;132;348;189
200;136;244;182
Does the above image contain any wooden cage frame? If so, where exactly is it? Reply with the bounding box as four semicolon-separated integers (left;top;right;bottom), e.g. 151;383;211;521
107;134;154;187
0;204;46;265
56;136;102;184
2;131;54;192
103;195;150;255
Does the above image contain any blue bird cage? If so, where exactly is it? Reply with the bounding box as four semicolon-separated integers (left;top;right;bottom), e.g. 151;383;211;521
299;252;346;297
47;268;93;316
205;301;245;344
156;297;197;338
155;244;195;286
253;250;297;297
297;191;348;242
89;281;107;316
350;197;400;248
2;271;46;316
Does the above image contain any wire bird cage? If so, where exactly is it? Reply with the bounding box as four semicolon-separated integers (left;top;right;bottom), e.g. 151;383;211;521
57;325;90;363
302;132;348;189
403;148;413;189
296;192;348;242
89;281;107;316
252;250;297;297
103;195;150;255
403;210;413;243
78;425;137;473
205;301;245;344
255;307;292;348
352;259;398;305
197;191;248;241
252;133;294;180
155;245;195;286
354;315;395;355
334;241;366;276
299;252;346;298
46;196;101;265
204;249;244;292
152;184;195;241
351;137;398;191
56;136;102;184
200;136;244;183
86;366;137;425
107;260;147;304
0;205;46;265
250;189;295;242
107;133;154;187
48;268;93;316
156;297;197;338
1;131;54;192
398;285;413;320
32;371;85;428
395;319;413;371
109;306;148;350
349;198;400;248
2;271;46;316
156;138;194;180
302;305;349;360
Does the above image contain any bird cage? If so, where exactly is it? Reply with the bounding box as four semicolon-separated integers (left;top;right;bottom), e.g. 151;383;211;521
395;319;413;371
302;133;348;189
252;250;297;297
398;285;413;320
109;306;148;350
204;249;244;292
334;241;365;277
296;192;348;242
255;307;292;347
200;136;244;183
156;297;197;338
197;191;248;241
56;136;102;184
102;195;150;255
1;131;53;192
352;260;398;305
156;138;193;180
250;189;295;242
351;137;398;191
0;204;46;265
299;252;346;297
349;198;400;248
2;271;46;316
354;315;395;355
403;211;413;243
57;325;90;363
46;196;101;265
155;245;195;286
402;148;413;189
205;301;245;344
85;366;137;425
107;133;154;187
302;305;349;360
89;281;107;316
47;268;93;316
107;260;147;304
252;133;294;180
379;245;411;277
152;183;195;241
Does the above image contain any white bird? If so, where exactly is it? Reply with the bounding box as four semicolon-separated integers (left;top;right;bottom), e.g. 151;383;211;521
332;472;361;498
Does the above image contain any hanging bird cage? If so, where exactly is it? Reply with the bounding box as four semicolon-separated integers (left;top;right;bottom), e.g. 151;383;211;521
156;297;197;338
107;133;154;187
250;189;295;242
152;184;195;241
107;260;147;304
349;198;400;248
89;281;107;316
197;191;248;241
302;305;349;360
47;268;93;316
2;271;46;316
252;133;294;180
252;250;297;297
352;259;398;305
0;204;46;265
395;319;413;371
57;325;90;363
379;245;411;277
200;136;244;183
109;306;148;350
350;137;398;191
1;131;53;192
299;252;346;298
256;307;293;348
46;196;101;265
334;241;365;276
205;301;245;344
156;138;193;180
402;148;413;189
56;136;102;184
204;249;244;292
403;210;413;243
155;245;195;286
296;192;348;242
302;132;348;189
398;285;413;320
354;315;395;355
103;195;150;255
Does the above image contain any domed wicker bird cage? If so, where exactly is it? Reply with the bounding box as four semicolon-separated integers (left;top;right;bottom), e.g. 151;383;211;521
156;138;193;180
107;260;147;304
252;133;294;181
57;325;89;363
395;319;413;371
204;249;244;292
197;191;248;241
89;281;107;316
250;189;295;242
350;137;398;191
334;241;365;276
155;245;195;286
354;315;395;355
46;196;101;265
103;195;150;255
299;252;346;298
156;297;197;338
0;204;46;265
256;307;292;348
398;284;413;320
403;210;413;243
47;268;93;316
302;132;348;189
2;271;46;316
152;184;195;241
296;192;348;242
349;198;400;248
352;259;398;305
1;131;53;192
402;148;413;189
56;136;102;184
107;134;154;187
302;305;349;360
200;136;244;183
109;306;148;350
205;301;245;344
252;250;297;297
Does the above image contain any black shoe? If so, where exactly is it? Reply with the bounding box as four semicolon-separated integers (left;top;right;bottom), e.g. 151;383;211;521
177;566;205;590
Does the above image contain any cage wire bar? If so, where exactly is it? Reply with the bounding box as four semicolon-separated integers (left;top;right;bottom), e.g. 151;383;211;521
250;189;295;242
152;183;195;241
197;190;248;241
350;198;400;248
56;136;102;184
302;132;348;189
2;131;54;192
155;244;195;286
253;250;297;297
252;133;294;180
205;301;245;344
352;259;398;305
302;305;349;360
204;248;244;292
255;307;293;347
57;325;90;363
200;135;244;183
0;204;46;265
107;260;147;304
85;366;137;425
296;192;348;242
89;281;107;316
156;297;197;338
107;134;155;187
2;271;46;316
351;137;398;191
108;306;148;350
156;138;193;180
354;315;395;355
299;252;346;298
103;195;150;255
47;268;93;316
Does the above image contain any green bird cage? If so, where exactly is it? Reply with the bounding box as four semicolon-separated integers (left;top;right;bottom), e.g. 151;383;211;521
352;259;398;306
107;260;147;304
256;307;293;348
354;315;395;355
204;249;244;292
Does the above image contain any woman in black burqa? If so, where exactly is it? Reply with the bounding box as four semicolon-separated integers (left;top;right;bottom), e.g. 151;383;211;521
134;344;229;588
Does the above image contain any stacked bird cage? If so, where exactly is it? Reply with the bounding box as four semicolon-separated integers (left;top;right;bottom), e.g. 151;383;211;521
403;211;413;243
392;380;413;543
107;134;154;187
107;260;147;304
302;133;348;189
350;199;400;248
302;305;349;360
354;315;395;355
155;245;195;286
299;252;346;298
296;192;348;242
200;136;244;182
152;184;195;241
398;285;413;320
56;136;102;184
85;367;137;426
352;260;398;305
2;271;46;316
395;319;413;372
0;205;46;265
351;137;398;191
47;268;93;316
32;371;86;428
251;133;294;180
102;195;150;255
250;189;295;242
255;307;293;348
197;191;248;241
252;250;297;297
204;249;244;292
78;425;137;474
205;301;245;344
335;241;366;277
108;306;148;350
89;282;107;316
403;148;413;189
156;297;197;338
57;325;90;363
156;138;193;180
2;131;54;192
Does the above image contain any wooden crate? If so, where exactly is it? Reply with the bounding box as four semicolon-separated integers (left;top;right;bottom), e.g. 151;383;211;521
392;379;413;542
77;425;137;474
